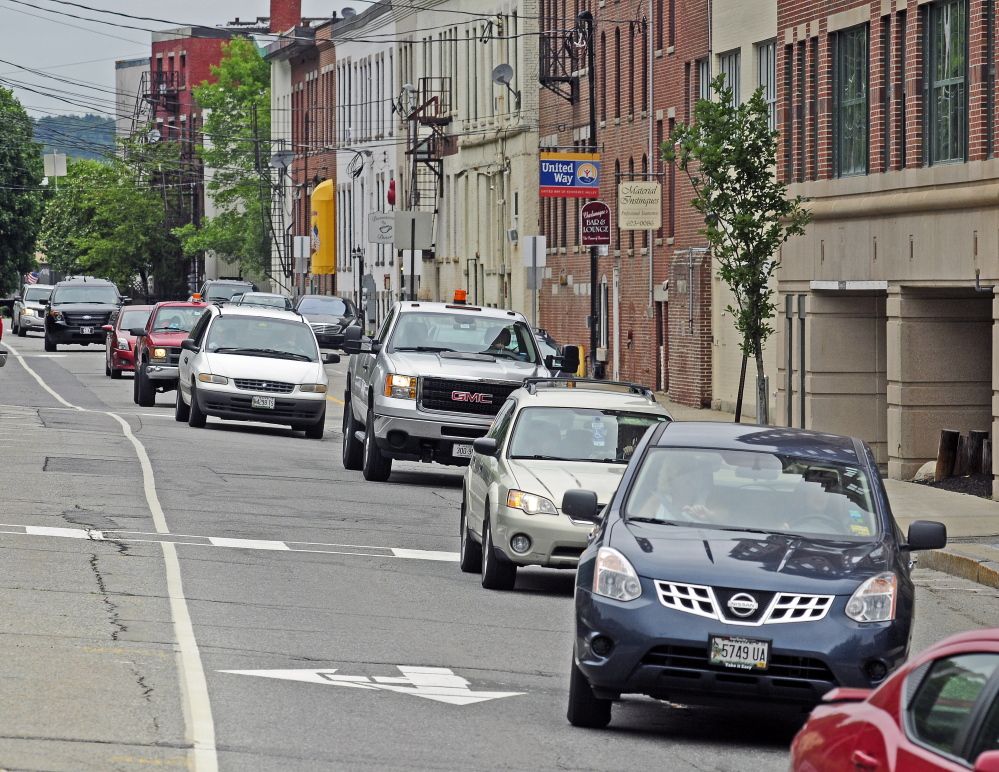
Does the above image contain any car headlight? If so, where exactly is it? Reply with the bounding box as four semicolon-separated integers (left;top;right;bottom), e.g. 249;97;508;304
507;489;558;515
51;311;64;322
116;337;130;351
197;373;228;385
592;547;642;602
151;347;167;360
21;309;35;317
384;374;416;399
300;384;327;393
846;572;897;622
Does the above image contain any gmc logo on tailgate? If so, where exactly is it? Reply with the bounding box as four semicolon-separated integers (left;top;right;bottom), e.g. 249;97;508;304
451;391;492;404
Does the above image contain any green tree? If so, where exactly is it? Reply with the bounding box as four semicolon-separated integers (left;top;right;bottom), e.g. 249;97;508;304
175;37;270;277
0;86;45;295
664;75;810;424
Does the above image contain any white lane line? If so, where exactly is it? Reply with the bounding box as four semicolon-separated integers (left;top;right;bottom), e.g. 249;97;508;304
0;523;458;562
3;346;218;772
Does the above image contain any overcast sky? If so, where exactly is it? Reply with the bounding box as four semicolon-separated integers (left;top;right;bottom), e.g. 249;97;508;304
0;0;357;118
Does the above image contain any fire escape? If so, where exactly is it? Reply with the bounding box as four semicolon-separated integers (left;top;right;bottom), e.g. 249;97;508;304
132;70;186;135
404;77;453;216
539;24;584;103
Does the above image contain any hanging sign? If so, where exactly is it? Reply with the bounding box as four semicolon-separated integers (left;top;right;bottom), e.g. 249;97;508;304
618;181;662;230
540;152;600;198
310;180;336;274
580;200;611;246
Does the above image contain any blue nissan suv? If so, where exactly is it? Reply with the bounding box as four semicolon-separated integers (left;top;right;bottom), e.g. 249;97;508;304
561;422;947;728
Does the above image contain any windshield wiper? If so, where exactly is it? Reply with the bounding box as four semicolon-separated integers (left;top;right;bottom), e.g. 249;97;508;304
215;347;313;361
394;346;456;353
151;327;188;333
711;526;787;536
510;454;569;461
626;517;680;526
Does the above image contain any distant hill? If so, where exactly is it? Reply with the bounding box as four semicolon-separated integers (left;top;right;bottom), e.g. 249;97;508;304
33;114;115;162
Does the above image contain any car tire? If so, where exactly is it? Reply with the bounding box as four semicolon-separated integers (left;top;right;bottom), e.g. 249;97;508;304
187;383;207;428
16;321;25;337
341;396;363;470
110;365;122;380
459;499;482;574
480;515;517;590
567;658;612;729
362;409;392;481
43;334;56;352
174;385;190;422
136;363;156;407
304;408;325;440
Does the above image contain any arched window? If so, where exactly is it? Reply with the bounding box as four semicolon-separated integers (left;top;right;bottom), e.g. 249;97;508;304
656;0;663;50
629;24;636;115
628;157;635;250
614;160;622;248
614;28;622;118
642;155;649;247
641;22;648;109
600;32;607;122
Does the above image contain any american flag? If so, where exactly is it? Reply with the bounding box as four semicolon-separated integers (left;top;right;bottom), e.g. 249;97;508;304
25;273;38;284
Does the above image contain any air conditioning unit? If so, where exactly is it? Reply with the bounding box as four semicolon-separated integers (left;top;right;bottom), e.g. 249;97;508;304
506;228;519;244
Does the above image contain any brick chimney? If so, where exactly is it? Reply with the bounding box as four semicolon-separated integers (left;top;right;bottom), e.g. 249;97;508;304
269;0;301;33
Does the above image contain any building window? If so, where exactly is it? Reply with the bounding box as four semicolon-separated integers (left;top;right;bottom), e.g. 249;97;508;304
757;40;777;130
926;0;968;164
834;24;869;177
718;49;741;106
696;58;710;104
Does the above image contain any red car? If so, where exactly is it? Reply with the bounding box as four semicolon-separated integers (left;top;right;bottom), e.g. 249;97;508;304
132;301;207;407
791;628;999;772
103;305;153;379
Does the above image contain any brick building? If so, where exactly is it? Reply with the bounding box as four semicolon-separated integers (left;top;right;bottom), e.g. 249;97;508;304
537;0;712;407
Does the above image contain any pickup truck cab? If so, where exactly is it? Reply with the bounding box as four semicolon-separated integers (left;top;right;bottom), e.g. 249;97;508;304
12;283;53;337
341;299;578;482
131;301;208;407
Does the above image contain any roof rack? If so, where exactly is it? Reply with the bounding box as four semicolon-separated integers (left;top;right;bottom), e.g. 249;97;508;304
521;378;657;401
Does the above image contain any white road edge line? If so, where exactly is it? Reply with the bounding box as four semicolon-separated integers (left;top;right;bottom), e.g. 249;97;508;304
5;345;218;772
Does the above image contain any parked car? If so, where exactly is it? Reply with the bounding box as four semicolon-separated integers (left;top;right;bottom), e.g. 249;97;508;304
44;278;125;352
196;279;257;304
12;283;53;337
231;292;294;310
462;378;672;589
102;305;153;379
131;302;207;406
563;422;947;728
175;304;338;438
295;294;360;349
791;628;999;772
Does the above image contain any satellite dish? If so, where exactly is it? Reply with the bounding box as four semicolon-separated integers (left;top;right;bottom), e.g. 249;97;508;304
269;150;294;169
147;129;161;144
491;63;514;86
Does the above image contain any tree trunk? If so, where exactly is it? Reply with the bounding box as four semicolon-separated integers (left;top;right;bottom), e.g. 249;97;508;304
734;353;748;423
754;338;769;425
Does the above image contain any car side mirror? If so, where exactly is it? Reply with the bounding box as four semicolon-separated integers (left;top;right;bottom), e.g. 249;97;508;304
180;339;199;352
907;520;947;551
975;751;999;772
560;345;581;374
321;352;341;365
472;437;499;456
562;489;600;521
121;297;131;305
0;352;7;368
342;325;362;354
101;325;113;332
129;328;146;337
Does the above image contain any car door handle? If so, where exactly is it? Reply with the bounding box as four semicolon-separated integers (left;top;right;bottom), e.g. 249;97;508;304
851;751;879;771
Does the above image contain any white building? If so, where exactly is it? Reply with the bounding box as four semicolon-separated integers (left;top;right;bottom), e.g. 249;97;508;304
114;57;148;144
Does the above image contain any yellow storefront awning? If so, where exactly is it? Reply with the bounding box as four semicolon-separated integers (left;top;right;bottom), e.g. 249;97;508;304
311;179;336;275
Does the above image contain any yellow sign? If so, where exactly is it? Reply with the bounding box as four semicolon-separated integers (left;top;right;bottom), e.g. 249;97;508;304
310;180;336;275
618;181;662;230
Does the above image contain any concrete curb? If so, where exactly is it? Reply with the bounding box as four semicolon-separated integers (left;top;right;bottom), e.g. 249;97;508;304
920;549;999;589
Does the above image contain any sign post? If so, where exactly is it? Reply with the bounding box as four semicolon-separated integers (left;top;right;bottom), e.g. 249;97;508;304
521;236;547;327
393;212;434;301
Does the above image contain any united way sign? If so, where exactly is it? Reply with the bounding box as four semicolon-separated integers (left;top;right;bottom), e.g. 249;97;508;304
540;152;600;198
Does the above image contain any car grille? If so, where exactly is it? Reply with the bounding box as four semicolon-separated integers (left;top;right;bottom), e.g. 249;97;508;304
233;379;295;394
64;311;112;326
640;644;836;683
309;322;341;335
654;580;833;626
166;347;181;366
419;378;519;416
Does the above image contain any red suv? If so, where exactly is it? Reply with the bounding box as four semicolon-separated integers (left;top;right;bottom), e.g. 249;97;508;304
132;301;208;407
103;305;153;379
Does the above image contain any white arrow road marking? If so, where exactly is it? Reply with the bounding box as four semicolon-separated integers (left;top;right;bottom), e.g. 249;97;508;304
220;666;524;706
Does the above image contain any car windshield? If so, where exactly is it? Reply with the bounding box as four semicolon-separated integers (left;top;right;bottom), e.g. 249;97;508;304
624;448;879;539
206;285;251;301
237;294;292;309
118;309;151;330
24;288;51;303
297;296;354;316
389;312;540;363
205;316;318;362
51;286;119;304
509;407;669;463
150;306;205;332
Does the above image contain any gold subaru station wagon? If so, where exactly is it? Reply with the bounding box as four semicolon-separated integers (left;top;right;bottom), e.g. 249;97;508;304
460;379;672;590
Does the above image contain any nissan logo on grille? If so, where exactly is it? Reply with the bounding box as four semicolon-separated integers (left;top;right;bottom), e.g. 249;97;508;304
451;391;492;404
726;593;759;618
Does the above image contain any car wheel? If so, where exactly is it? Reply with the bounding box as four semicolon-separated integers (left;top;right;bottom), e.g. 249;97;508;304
567;658;612;728
361;408;392;481
480;515;517;590
136;363;156;407
105;355;112;377
341;396;364;470
110;365;122;380
43;334;56;352
174;385;190;422
459;499;482;574
16;320;25;337
304;407;325;440
187;383;207;428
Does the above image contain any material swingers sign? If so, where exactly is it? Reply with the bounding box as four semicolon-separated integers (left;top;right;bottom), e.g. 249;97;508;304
580;200;612;246
540;152;601;198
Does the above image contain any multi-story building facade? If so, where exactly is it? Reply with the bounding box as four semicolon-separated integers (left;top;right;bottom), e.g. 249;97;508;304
114;57;147;146
774;0;998;480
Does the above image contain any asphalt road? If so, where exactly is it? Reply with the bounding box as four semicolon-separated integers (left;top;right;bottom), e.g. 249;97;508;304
1;330;997;772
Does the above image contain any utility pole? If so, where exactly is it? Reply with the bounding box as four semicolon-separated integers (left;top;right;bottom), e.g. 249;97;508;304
579;11;599;378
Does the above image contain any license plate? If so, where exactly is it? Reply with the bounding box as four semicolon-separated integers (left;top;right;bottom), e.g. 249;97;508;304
81;326;94;335
452;443;473;458
709;635;770;671
251;396;275;409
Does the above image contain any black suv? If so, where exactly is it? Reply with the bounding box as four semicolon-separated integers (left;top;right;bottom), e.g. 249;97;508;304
44;278;124;352
197;279;257;304
294;294;359;348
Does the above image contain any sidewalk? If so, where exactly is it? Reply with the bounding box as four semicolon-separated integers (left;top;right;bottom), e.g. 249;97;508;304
658;394;999;586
